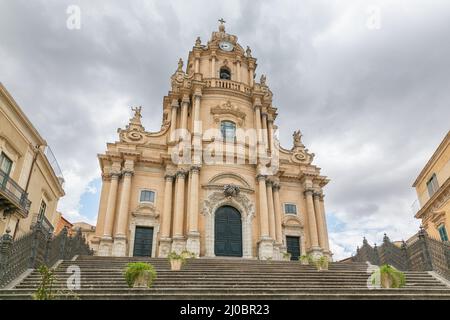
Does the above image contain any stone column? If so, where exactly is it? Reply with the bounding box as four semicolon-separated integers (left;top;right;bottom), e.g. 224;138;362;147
266;180;276;240
180;95;190;131
99;172;120;256
304;189;321;256
170;99;179;142
194;56;200;73
266;180;278;259
172;170;187;253
313;192;325;251
319;194;331;257
236;57;241;82
273;183;284;249
267;118;274;153
186;166;201;256
94;174;111;238
113;169;133;257
211;53;216;78
159;174;174;257
249;67;254;87
257;174;273;259
261;113;269;150
254;101;263;144
192;90;202;147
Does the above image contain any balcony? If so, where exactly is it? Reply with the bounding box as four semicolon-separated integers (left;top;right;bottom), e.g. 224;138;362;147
0;170;31;218
205;78;252;95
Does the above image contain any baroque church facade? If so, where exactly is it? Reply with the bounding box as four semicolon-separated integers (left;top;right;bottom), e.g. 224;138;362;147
91;22;331;260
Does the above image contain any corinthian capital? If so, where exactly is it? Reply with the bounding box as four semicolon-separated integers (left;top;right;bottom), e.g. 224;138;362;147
110;172;121;180
303;188;315;196
190;165;201;174
122;169;134;177
256;174;267;182
176;170;187;179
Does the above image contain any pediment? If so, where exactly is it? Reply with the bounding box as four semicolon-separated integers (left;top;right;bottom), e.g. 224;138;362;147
131;203;159;218
211;101;246;126
204;173;253;193
282;215;303;228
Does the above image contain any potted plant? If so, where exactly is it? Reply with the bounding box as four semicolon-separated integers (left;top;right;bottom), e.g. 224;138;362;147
282;252;292;261
372;265;406;288
124;262;157;288
299;254;311;265
180;250;196;259
168;251;186;271
313;256;329;271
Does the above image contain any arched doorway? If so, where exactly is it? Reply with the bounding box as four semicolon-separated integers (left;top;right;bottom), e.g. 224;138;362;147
214;205;243;257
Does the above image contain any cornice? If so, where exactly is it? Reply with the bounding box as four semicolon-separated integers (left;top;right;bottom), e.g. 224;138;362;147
415;177;450;219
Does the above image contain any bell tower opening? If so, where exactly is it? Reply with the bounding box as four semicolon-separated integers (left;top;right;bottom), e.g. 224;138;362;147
220;67;231;80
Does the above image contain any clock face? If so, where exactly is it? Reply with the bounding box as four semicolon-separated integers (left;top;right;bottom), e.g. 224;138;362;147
219;41;234;52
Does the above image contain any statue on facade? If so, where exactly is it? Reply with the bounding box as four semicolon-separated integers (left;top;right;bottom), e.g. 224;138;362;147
177;58;184;72
293;130;303;148
246;46;252;57
131;106;142;122
195;37;201;47
260;74;267;86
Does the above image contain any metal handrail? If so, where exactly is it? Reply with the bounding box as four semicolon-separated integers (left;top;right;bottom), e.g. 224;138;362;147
0;170;31;214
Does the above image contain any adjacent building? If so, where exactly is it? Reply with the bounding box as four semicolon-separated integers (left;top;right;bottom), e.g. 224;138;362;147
72;221;96;245
92;22;331;260
54;213;73;235
0;83;65;238
413;130;450;242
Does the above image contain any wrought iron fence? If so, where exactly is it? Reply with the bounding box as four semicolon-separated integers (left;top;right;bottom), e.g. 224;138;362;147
352;227;450;280
0;221;92;288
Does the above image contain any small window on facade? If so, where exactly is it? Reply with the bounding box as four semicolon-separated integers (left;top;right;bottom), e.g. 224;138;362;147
140;190;155;203
0;152;13;176
220;68;231;80
426;174;439;197
284;204;297;215
438;225;449;242
38;200;47;221
221;121;236;141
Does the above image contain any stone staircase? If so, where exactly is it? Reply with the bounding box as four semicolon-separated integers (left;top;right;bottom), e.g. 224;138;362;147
1;255;449;299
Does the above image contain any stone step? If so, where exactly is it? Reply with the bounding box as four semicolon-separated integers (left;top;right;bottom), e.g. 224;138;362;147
23;273;438;281
2;292;450;300
3;287;450;295
5;256;448;300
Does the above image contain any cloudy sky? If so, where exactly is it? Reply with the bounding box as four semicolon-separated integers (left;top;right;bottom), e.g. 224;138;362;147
1;0;449;259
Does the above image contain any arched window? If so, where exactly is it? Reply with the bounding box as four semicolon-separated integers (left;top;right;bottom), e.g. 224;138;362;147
220;67;231;80
220;121;236;141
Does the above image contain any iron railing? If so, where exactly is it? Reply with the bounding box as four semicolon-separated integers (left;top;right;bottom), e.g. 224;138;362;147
352;227;450;280
0;222;92;288
0;170;31;217
43;146;65;187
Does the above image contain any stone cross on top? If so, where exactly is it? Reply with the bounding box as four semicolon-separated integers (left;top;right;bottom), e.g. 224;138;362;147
218;18;226;32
